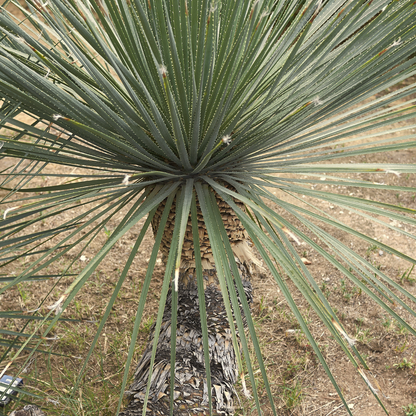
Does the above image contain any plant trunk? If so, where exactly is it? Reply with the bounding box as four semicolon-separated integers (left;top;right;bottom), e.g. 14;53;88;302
119;194;256;415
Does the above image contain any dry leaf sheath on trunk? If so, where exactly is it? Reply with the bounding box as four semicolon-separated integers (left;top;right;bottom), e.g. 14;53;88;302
119;193;257;415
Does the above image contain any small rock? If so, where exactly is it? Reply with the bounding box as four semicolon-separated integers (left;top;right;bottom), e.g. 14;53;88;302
9;405;46;416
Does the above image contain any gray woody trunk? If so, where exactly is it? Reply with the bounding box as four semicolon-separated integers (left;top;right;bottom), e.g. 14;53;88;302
119;266;253;415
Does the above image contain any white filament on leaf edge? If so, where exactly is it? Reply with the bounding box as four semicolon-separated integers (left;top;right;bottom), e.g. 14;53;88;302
47;295;66;315
122;174;131;186
3;206;20;220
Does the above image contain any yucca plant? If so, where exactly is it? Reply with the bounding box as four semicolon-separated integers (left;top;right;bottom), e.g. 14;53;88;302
1;0;416;414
